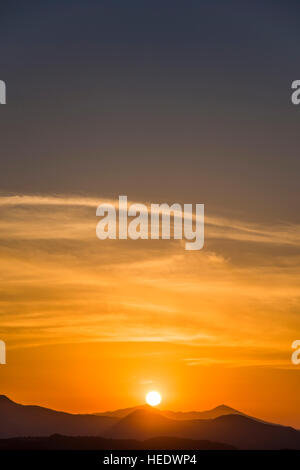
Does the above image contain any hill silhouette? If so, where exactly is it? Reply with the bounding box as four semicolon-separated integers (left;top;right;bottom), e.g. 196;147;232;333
1;395;300;449
162;404;243;421
0;395;115;438
105;408;300;449
95;403;243;421
0;434;235;450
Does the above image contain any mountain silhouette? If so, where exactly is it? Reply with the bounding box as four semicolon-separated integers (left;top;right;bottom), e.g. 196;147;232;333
106;408;183;440
162;404;243;421
0;435;235;450
106;407;300;449
1;395;300;449
0;395;115;438
95;403;154;419
95;403;243;421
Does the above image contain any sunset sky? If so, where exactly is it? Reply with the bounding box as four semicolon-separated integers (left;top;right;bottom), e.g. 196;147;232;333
1;1;300;428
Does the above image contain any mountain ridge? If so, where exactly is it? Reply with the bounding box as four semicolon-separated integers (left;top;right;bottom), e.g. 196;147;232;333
94;403;243;421
1;395;299;449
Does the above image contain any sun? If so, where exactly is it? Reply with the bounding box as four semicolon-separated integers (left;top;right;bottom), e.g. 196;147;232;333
146;391;161;407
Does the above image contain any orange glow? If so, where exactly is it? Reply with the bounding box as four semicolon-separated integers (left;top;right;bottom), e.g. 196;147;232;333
0;196;300;428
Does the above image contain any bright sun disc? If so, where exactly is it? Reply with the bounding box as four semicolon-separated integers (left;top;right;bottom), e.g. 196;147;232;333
146;391;161;407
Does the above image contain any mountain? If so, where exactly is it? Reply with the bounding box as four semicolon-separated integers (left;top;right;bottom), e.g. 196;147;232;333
161;404;244;421
0;395;116;438
106;408;300;450
1;395;300;449
106;408;183;440
95;404;152;419
95;403;243;421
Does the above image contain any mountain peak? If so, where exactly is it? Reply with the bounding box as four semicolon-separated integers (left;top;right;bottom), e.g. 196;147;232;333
214;404;237;412
0;395;13;403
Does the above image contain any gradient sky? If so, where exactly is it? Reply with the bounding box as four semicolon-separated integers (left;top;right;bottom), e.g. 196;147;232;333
0;1;300;427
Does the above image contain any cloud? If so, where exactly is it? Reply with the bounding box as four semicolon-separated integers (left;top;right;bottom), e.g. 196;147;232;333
0;193;299;369
0;193;299;246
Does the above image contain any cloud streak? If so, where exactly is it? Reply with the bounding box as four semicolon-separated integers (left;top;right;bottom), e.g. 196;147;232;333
0;193;299;246
0;193;299;370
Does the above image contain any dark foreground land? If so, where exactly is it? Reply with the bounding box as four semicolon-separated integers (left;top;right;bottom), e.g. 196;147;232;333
0;435;235;450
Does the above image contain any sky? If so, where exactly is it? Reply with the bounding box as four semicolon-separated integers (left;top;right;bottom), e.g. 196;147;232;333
0;1;300;427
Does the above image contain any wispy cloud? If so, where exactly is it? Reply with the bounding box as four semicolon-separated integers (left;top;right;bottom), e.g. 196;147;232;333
0;193;299;246
0;194;299;368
